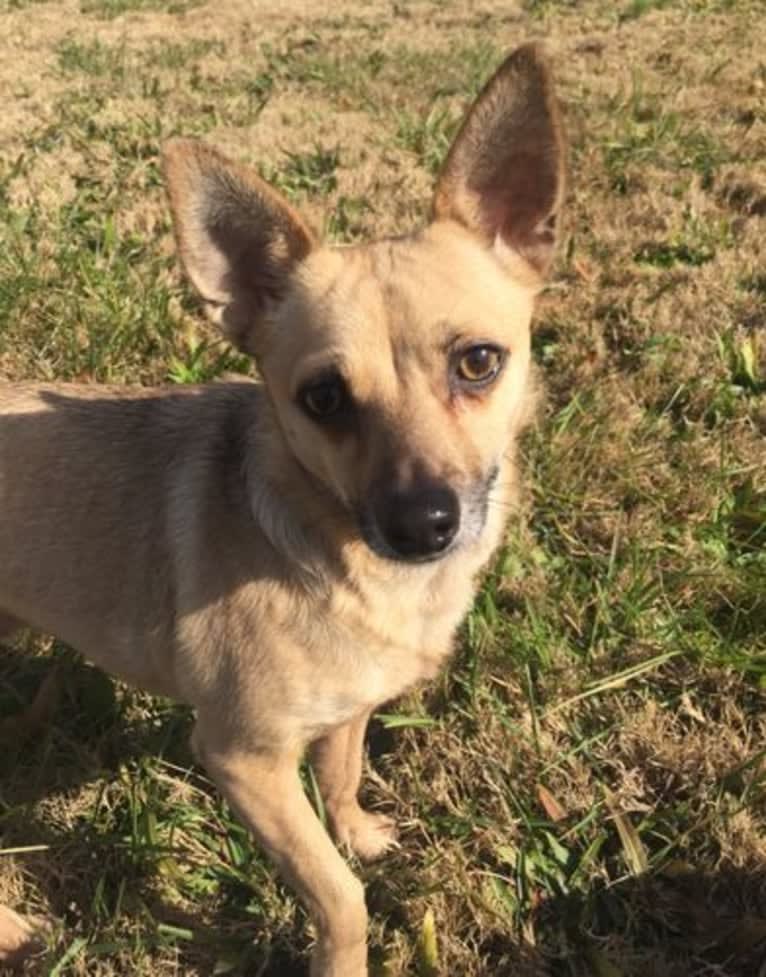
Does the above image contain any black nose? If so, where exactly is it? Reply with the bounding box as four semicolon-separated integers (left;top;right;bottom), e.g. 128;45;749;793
374;484;460;561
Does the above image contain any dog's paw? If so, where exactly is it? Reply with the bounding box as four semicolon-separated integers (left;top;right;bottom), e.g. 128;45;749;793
0;906;47;966
333;807;399;862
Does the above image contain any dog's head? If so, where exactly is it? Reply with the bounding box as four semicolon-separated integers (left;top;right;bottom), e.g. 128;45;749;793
163;44;565;565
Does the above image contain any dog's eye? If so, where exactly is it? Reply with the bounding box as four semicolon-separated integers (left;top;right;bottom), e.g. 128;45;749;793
456;345;504;385
300;377;347;418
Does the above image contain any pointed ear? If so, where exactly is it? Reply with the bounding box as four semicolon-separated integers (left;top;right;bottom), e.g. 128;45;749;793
432;43;566;279
162;139;316;353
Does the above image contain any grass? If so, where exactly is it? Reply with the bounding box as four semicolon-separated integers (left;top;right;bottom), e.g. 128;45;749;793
79;0;203;19
1;1;765;975
260;146;340;201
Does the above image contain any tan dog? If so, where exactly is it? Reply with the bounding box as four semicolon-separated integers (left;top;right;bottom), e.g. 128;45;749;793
0;44;565;976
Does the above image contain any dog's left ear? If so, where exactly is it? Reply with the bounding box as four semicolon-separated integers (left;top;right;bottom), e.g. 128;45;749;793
162;139;316;353
432;43;566;279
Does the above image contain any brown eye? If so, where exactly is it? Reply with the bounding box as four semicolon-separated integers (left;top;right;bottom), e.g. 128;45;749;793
301;377;347;418
456;345;504;385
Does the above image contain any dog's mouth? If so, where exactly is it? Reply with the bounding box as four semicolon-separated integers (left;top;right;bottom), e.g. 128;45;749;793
358;467;499;565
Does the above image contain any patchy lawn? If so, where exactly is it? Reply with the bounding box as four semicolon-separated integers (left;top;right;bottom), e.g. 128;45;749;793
0;0;764;975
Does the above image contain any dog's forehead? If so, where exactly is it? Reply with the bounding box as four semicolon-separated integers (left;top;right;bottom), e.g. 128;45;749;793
293;225;536;346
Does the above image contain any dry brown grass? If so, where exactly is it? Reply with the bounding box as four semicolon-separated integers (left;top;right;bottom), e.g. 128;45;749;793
0;1;764;975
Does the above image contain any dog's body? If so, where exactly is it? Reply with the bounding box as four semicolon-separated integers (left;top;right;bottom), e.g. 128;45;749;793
0;45;565;976
0;374;511;734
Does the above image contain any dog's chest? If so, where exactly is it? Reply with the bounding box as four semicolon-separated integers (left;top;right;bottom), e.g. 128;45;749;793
178;549;484;742
337;576;467;671
285;567;475;730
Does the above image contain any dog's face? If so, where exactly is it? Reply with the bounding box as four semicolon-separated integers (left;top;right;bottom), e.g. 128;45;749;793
163;45;565;564
257;227;536;562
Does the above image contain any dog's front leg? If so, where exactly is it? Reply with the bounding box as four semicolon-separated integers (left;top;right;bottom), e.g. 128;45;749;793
310;710;397;862
195;727;368;977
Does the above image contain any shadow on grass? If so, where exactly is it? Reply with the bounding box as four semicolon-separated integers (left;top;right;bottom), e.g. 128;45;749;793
0;643;192;794
537;866;766;977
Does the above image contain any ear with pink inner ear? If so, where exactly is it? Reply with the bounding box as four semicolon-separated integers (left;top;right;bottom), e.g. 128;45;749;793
432;43;566;279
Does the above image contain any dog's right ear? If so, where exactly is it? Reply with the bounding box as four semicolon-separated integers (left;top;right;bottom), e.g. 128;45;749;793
162;139;316;353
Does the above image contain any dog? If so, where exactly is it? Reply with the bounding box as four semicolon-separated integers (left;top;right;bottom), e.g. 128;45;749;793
0;43;565;976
